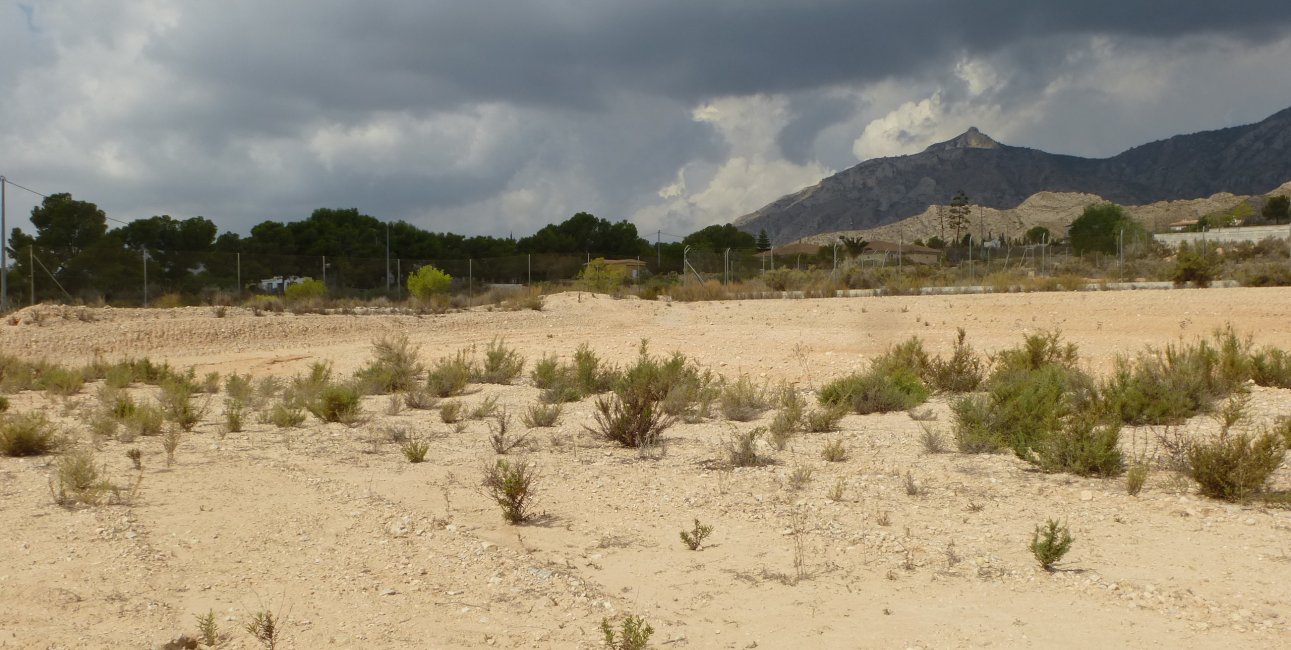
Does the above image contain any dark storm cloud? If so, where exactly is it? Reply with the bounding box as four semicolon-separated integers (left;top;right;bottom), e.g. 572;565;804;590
4;1;1291;240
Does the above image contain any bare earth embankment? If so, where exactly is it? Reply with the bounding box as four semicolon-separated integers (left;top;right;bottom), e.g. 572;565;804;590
2;287;1290;649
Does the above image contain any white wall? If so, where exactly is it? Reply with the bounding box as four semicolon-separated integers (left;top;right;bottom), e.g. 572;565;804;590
1154;225;1291;246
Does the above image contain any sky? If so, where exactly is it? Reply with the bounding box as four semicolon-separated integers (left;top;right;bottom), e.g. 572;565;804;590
4;0;1291;245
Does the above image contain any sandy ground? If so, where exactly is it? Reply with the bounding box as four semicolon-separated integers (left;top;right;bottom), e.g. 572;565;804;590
1;287;1290;649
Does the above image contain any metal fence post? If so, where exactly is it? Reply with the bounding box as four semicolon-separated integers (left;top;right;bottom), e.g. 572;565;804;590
142;247;148;307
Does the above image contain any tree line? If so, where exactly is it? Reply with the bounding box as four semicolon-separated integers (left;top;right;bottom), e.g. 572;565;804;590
3;192;772;303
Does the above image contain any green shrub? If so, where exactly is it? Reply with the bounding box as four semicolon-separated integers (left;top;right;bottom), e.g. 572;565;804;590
819;367;929;415
578;258;629;294
159;377;205;431
871;336;931;378
1250;346;1291;388
354;334;424;393
573;344;619;395
522;403;562;428
482;458;539;524
1035;415;1124;477
401;437;430;463
530;355;562;388
950;395;1001;453
284;278;327;303
719;374;772;421
804;405;846;432
0;395;8;413
821;438;848;462
407;265;453;300
38;366;85;397
1187;430;1286;501
1171;241;1221;287
1;412;59;456
1030;519;1074;571
992;330;1078;376
472;338;525;384
267;401;306;428
307;383;363;424
124;404;165;438
587;347;679;449
1104;327;1252;425
679;519;714;550
726;427;768;467
601;615;653;650
927;328;985;393
427;350;473;397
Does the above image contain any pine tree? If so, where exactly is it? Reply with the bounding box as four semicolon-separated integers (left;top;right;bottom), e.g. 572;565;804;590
756;229;771;252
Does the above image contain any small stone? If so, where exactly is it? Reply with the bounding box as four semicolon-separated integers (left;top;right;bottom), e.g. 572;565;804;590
381;588;398;596
1080;490;1093;502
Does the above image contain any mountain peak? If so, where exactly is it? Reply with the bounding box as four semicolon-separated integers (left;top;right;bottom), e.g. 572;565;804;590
924;127;1001;152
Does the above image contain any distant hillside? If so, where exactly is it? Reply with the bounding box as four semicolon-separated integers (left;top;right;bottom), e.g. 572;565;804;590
735;106;1291;243
798;182;1291;248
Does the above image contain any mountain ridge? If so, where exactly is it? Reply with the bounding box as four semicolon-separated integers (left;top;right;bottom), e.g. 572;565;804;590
734;106;1291;242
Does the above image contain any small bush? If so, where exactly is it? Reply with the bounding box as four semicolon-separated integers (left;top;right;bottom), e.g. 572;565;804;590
726;427;768;467
482;458;539;524
439;400;463;424
51;447;106;506
679;518;713;550
531;355;562;388
401;437;430;463
1030;519;1074;571
919;425;949;454
819;366;929;415
224;373;255;404
821;438;848;462
407;265;453;301
0;395;8;413
522;402;562;428
1104;328;1252;425
586;347;676;449
472;338;525;384
159;378;206;431
403;387;438;410
1035;415;1124;477
1;412;59;456
1250;346;1291;388
284;278;326;303
601;615;654;650
224;399;246;433
307;383;364;424
804;405;846;433
1171;241;1220;287
427;351;473;397
927;328;985;392
719;374;772;421
355;334;424;394
38;366;85;397
488;411;528;454
572;344;619;395
469;395;500;420
267;401;307;428
1126;462;1149;496
1187;430;1286;501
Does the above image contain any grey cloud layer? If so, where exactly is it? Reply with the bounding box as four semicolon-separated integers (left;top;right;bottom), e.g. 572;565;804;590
3;1;1291;239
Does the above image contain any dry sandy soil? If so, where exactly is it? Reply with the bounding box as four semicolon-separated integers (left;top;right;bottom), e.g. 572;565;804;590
2;287;1290;649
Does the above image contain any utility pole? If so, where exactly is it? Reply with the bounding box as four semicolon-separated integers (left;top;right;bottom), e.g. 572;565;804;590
236;253;241;297
385;222;391;295
656;230;661;269
0;175;7;312
142;247;148;307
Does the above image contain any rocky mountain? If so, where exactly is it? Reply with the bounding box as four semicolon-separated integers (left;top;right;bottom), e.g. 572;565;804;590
735;106;1291;243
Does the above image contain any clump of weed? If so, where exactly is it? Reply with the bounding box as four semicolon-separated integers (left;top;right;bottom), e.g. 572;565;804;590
266;400;306;428
804;405;846;433
787;464;815;489
522;402;562;428
820;342;931;415
1187;430;1286;501
38;365;85;397
426;350;473;397
601;615;653;650
468;395;500;420
719;374;772;421
1104;326;1253;425
224;373;254;405
1;412;60;456
305;383;364;425
919;424;948;454
1126;462;1149;496
488;411;529;454
244;609;285;650
124;403;166;438
1035;414;1124;477
1030;519;1074;571
0;395;8;413
161;427;182;466
587;345;678;449
926;328;986;392
821;438;848;462
224;398;246;433
903;470;922;496
680;518;714;550
159;377;207;431
403;387;438;410
195;609;225;648
827;478;846;502
482;458;539;524
440;400;463;424
726;427;768;467
401;437;430;463
769;382;806;436
126;448;142;470
1249;345;1291;388
50;447;138;507
472;338;525;384
354;334;424;393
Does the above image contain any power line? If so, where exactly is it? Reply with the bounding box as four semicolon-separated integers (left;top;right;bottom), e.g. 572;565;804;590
0;176;132;226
